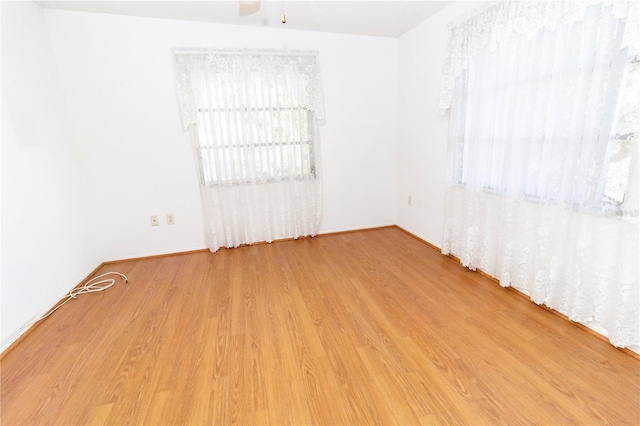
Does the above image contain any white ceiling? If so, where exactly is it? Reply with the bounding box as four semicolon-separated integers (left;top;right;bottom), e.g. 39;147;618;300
35;0;451;38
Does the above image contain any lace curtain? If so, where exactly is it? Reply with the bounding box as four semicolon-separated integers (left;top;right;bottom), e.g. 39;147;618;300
440;2;639;348
174;49;324;251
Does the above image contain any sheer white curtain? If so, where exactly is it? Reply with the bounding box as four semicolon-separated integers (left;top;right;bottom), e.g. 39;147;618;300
174;49;324;252
440;2;639;348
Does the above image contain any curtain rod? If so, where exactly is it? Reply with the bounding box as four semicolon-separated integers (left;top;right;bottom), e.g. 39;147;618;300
172;47;319;57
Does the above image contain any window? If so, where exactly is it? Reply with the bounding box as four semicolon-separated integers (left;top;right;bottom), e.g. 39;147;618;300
447;9;637;212
185;61;321;188
602;55;639;206
196;102;315;186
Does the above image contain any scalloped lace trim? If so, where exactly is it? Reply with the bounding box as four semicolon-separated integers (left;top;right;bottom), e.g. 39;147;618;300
439;1;639;110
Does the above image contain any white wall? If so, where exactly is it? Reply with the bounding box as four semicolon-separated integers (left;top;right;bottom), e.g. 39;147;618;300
43;9;399;260
396;2;482;248
1;1;99;348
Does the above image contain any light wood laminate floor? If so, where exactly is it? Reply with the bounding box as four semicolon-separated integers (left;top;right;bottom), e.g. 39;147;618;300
1;227;639;424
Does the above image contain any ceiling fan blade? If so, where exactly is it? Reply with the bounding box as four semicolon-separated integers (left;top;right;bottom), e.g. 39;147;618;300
239;0;261;16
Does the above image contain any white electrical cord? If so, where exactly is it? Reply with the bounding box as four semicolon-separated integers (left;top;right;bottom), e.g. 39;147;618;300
35;272;129;322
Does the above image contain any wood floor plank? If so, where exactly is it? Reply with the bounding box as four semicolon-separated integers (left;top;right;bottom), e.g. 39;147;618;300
1;228;638;425
356;345;421;424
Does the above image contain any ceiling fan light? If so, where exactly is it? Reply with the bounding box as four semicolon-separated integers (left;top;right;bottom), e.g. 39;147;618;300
239;0;261;16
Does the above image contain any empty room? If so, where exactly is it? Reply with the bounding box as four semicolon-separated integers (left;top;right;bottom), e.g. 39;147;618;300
1;0;638;424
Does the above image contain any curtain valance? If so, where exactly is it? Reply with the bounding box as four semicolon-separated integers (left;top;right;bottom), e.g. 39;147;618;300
439;1;639;110
173;48;325;129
